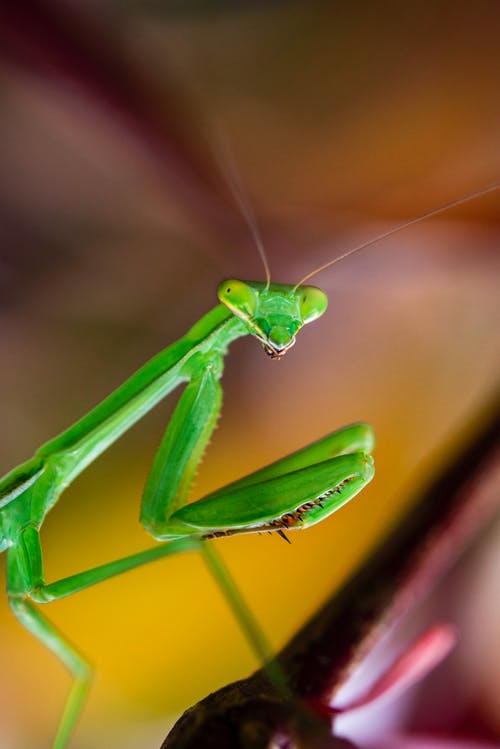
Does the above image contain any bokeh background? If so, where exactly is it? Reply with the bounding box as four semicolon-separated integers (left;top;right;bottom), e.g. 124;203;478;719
0;2;499;748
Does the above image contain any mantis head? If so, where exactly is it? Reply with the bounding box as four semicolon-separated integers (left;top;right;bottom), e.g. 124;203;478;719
218;280;328;358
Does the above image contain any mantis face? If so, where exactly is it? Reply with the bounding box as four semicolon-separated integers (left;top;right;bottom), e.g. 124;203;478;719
218;280;328;358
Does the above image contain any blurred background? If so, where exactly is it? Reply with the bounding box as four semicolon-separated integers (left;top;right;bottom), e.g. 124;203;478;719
0;2;499;748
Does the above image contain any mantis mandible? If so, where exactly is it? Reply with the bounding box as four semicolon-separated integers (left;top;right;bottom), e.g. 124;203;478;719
0;181;497;749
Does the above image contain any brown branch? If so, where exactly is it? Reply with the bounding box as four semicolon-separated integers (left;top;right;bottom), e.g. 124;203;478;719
161;391;500;749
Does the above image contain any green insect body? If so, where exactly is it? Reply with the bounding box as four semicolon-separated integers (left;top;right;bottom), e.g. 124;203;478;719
0;279;374;749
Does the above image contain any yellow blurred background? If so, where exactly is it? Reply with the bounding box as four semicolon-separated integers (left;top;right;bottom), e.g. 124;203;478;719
0;2;499;748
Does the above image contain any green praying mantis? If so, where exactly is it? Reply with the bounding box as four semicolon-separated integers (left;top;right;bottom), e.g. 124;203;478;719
0;181;498;749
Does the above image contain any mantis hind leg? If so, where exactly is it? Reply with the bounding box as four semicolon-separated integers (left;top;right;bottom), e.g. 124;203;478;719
200;542;290;697
8;596;91;749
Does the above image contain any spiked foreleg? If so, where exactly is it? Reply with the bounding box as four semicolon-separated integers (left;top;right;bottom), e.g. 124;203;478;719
140;362;223;539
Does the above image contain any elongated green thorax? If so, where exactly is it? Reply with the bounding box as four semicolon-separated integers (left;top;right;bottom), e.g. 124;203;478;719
217;280;328;358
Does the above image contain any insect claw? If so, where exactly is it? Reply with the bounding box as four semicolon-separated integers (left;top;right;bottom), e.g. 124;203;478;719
276;529;291;544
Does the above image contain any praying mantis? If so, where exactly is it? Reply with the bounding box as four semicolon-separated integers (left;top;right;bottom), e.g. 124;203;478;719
0;181;498;749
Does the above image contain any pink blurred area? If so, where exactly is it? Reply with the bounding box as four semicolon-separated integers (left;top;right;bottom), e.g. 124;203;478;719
371;739;499;748
0;2;499;749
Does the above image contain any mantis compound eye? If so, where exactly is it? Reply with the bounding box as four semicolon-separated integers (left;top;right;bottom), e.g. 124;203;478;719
297;285;328;325
218;279;258;319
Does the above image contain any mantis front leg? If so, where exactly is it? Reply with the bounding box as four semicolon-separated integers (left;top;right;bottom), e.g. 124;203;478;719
141;357;224;534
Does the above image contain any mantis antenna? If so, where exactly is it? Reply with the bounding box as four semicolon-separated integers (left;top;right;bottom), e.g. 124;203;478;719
210;130;272;289
293;181;500;290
